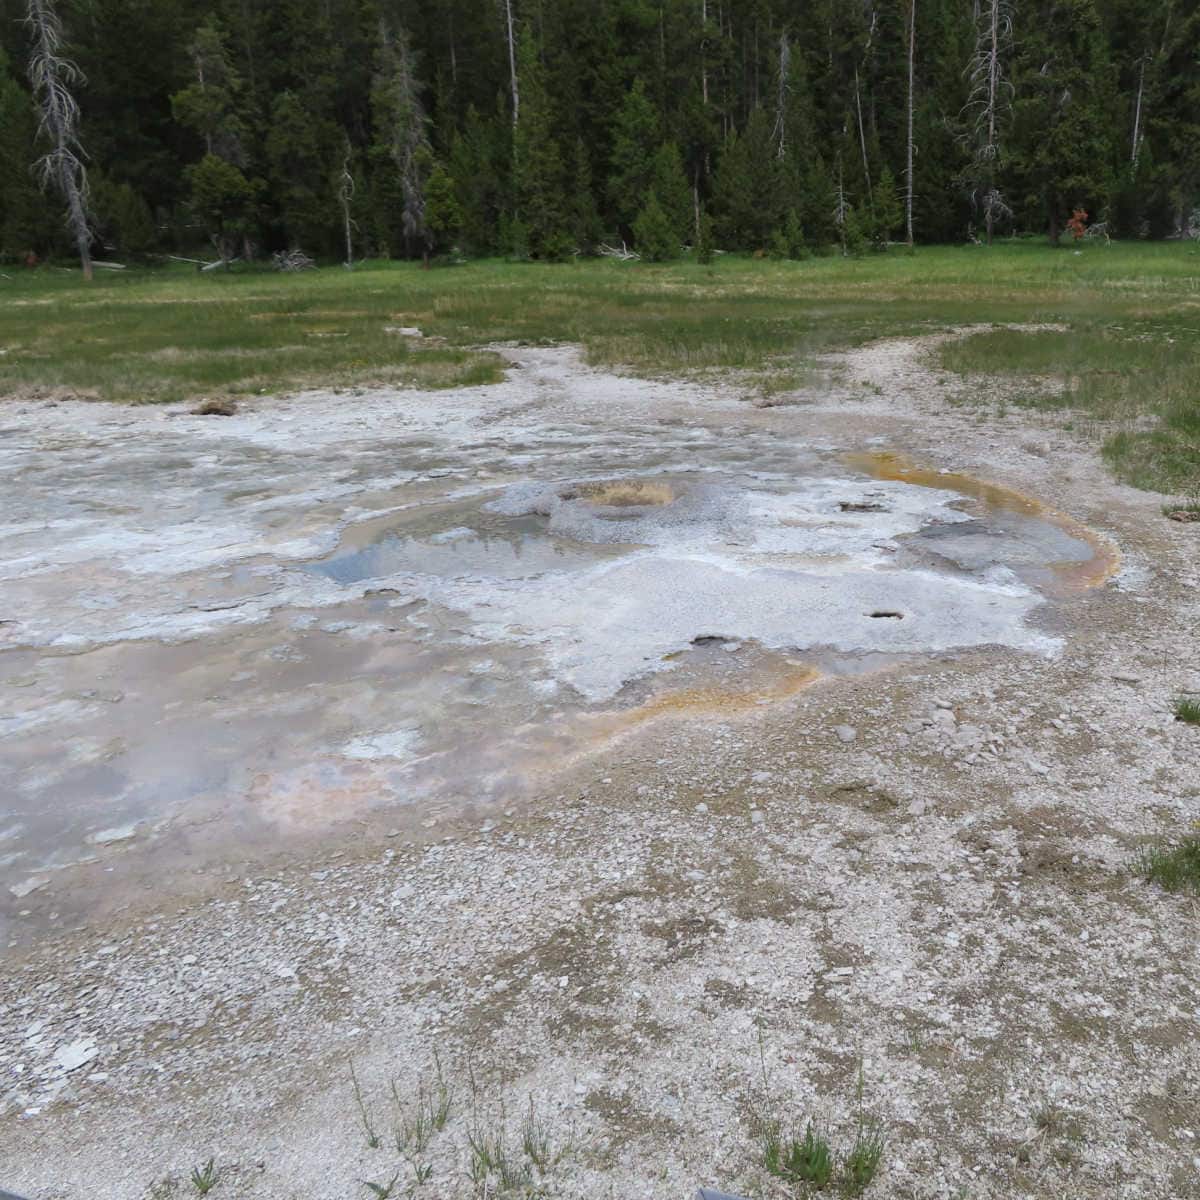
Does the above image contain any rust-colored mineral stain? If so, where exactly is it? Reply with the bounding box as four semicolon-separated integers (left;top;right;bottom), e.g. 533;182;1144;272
846;450;1121;590
592;662;821;737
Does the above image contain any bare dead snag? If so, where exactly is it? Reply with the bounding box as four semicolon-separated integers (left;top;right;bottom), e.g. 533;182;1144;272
25;0;92;280
905;0;916;248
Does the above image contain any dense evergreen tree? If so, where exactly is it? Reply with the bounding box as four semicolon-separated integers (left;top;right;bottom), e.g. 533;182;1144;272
649;142;692;245
0;44;50;256
449;103;508;255
1010;0;1116;242
711;108;782;250
185;153;257;259
423;158;463;255
609;78;660;234
633;189;680;260
872;166;903;247
92;174;157;256
171;18;247;164
511;27;571;259
0;0;1195;264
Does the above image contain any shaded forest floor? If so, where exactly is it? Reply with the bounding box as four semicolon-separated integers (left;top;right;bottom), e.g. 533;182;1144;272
2;240;1198;496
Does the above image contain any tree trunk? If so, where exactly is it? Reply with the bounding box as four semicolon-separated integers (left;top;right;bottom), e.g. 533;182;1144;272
504;0;519;128
339;144;355;268
1131;57;1145;169
774;30;789;160
854;67;873;215
905;0;915;247
68;181;92;280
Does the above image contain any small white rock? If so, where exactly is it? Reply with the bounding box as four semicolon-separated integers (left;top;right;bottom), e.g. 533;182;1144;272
88;823;138;846
53;1039;98;1073
10;876;49;899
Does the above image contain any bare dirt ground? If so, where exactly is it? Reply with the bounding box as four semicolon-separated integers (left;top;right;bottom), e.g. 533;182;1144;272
2;332;1199;1200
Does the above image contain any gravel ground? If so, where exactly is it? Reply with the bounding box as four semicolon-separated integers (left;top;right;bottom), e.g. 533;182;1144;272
2;332;1199;1200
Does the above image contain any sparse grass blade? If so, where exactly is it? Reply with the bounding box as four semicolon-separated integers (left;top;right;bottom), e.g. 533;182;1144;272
349;1057;381;1149
840;1118;885;1196
521;1095;553;1169
361;1169;400;1199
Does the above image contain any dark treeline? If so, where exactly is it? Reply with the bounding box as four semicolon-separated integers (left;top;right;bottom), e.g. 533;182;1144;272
0;0;1197;267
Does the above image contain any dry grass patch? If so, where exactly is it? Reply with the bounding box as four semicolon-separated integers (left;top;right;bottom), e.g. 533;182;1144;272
576;480;675;507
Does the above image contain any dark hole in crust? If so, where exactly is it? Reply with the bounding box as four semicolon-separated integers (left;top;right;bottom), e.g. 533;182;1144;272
868;611;904;619
840;501;887;512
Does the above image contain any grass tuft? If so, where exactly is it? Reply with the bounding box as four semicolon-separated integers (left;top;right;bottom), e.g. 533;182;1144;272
466;1124;533;1196
391;1052;453;1156
520;1095;554;1169
1137;834;1200;895
752;1037;886;1195
189;1159;220;1196
763;1119;835;1187
1173;696;1200;725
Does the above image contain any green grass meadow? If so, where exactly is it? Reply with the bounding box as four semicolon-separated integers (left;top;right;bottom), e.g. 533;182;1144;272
2;240;1198;495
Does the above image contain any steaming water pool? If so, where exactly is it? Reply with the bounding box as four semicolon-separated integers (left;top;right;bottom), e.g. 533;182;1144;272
0;347;1117;917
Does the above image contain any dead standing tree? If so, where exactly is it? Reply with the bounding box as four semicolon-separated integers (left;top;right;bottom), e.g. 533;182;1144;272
904;0;916;247
853;4;878;219
337;139;356;268
772;29;790;161
374;22;432;265
962;0;1014;245
1130;3;1175;176
502;0;519;129
25;0;92;279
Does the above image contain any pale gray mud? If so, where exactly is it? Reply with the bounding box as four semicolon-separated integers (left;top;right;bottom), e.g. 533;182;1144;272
2;334;1198;1200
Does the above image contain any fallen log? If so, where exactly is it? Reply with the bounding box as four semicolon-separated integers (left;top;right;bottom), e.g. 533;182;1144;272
598;240;639;261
